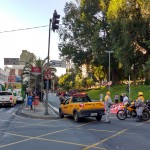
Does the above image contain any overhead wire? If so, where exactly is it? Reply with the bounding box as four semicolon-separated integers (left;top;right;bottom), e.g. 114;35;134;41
0;25;49;33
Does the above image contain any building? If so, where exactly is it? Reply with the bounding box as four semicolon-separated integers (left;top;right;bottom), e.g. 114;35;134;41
0;68;9;85
19;50;35;65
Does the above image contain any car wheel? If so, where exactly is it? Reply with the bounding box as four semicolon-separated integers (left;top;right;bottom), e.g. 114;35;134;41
74;112;80;122
96;115;102;121
59;109;64;118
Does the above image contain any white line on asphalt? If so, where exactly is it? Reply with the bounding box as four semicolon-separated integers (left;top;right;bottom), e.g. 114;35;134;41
0;108;5;112
7;108;15;113
48;103;59;116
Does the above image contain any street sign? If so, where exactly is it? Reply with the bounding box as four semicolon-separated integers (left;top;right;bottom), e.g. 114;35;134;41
4;58;19;65
50;60;66;68
31;67;41;75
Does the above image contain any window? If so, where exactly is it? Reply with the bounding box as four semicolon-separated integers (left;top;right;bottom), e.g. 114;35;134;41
64;99;70;105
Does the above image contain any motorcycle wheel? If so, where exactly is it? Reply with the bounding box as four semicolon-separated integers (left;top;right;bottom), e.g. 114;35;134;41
116;110;127;120
142;111;149;121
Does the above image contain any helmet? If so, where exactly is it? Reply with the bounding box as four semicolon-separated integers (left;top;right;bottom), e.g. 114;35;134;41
138;92;143;96
106;91;111;95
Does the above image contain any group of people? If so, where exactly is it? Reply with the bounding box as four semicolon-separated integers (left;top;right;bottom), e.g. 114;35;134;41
104;91;145;123
114;93;129;104
26;88;45;110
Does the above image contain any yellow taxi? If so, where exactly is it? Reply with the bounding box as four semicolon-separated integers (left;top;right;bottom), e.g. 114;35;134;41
59;92;105;122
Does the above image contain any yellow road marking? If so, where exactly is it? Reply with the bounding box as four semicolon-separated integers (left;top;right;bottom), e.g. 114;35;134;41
35;137;106;150
0;138;33;148
0;131;106;150
0;121;102;149
76;121;96;127
82;128;128;150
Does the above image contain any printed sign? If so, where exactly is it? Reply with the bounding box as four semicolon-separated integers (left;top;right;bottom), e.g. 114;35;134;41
31;67;41;75
4;58;19;65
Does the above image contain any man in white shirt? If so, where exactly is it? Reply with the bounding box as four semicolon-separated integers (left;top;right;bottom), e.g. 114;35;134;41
123;93;128;105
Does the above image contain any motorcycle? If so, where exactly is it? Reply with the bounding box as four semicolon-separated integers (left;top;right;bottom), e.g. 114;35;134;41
116;101;149;121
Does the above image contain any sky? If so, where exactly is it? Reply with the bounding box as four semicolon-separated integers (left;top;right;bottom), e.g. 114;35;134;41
0;0;74;76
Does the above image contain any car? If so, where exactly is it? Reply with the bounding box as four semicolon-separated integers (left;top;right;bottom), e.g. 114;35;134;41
59;92;105;122
0;91;17;107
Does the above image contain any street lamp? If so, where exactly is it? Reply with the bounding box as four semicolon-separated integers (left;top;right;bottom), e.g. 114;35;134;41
105;51;113;91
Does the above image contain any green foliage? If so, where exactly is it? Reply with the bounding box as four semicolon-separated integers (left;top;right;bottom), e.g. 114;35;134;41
58;0;150;85
86;85;150;101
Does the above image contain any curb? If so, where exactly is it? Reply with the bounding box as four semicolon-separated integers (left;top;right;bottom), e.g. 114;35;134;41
17;101;59;119
20;110;59;119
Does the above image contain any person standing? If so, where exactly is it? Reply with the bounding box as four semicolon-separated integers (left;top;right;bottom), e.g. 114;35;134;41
100;94;103;101
104;91;113;123
59;94;66;104
114;94;119;103
123;93;129;105
120;93;123;102
27;92;34;110
135;92;145;122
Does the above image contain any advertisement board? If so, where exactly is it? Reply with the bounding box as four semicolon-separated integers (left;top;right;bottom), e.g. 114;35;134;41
31;67;41;75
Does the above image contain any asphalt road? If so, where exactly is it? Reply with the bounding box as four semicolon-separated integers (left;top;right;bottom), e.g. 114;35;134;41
0;94;150;150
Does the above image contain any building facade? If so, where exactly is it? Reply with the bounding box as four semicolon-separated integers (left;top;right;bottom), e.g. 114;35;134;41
19;50;35;65
0;68;9;85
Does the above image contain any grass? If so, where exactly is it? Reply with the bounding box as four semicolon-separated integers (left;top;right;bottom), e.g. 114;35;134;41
85;85;150;102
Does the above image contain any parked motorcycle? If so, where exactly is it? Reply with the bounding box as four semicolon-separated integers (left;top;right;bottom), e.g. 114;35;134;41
116;101;149;121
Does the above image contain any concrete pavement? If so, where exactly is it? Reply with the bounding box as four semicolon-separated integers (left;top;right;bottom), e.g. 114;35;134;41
18;100;59;119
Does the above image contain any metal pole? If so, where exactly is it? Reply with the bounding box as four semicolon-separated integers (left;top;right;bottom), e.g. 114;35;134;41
41;69;43;101
105;51;113;91
41;57;48;102
129;75;130;100
108;52;110;91
44;19;52;115
28;72;30;88
35;75;37;96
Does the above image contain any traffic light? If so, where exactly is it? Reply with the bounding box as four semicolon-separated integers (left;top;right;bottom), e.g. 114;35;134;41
52;10;60;32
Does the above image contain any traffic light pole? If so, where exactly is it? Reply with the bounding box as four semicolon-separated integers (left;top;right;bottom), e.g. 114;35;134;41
44;19;52;115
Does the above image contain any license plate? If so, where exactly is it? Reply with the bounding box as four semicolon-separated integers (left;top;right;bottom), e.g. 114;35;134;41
91;113;97;116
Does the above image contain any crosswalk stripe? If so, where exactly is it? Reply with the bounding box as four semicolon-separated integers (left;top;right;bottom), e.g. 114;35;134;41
0;108;15;114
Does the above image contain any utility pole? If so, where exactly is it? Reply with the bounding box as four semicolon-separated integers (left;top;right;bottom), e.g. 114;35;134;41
105;51;113;91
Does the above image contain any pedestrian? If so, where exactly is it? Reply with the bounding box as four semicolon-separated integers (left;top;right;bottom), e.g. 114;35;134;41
59;94;66;104
120;93;123;102
123;93;129;105
27;92;34;110
104;91;113;123
114;94;119;103
100;94;103;101
135;92;145;122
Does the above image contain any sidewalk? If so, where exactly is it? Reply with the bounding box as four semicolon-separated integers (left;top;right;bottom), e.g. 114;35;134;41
19;101;59;119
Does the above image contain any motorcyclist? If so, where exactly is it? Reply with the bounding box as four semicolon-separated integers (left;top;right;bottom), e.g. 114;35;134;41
135;92;145;122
